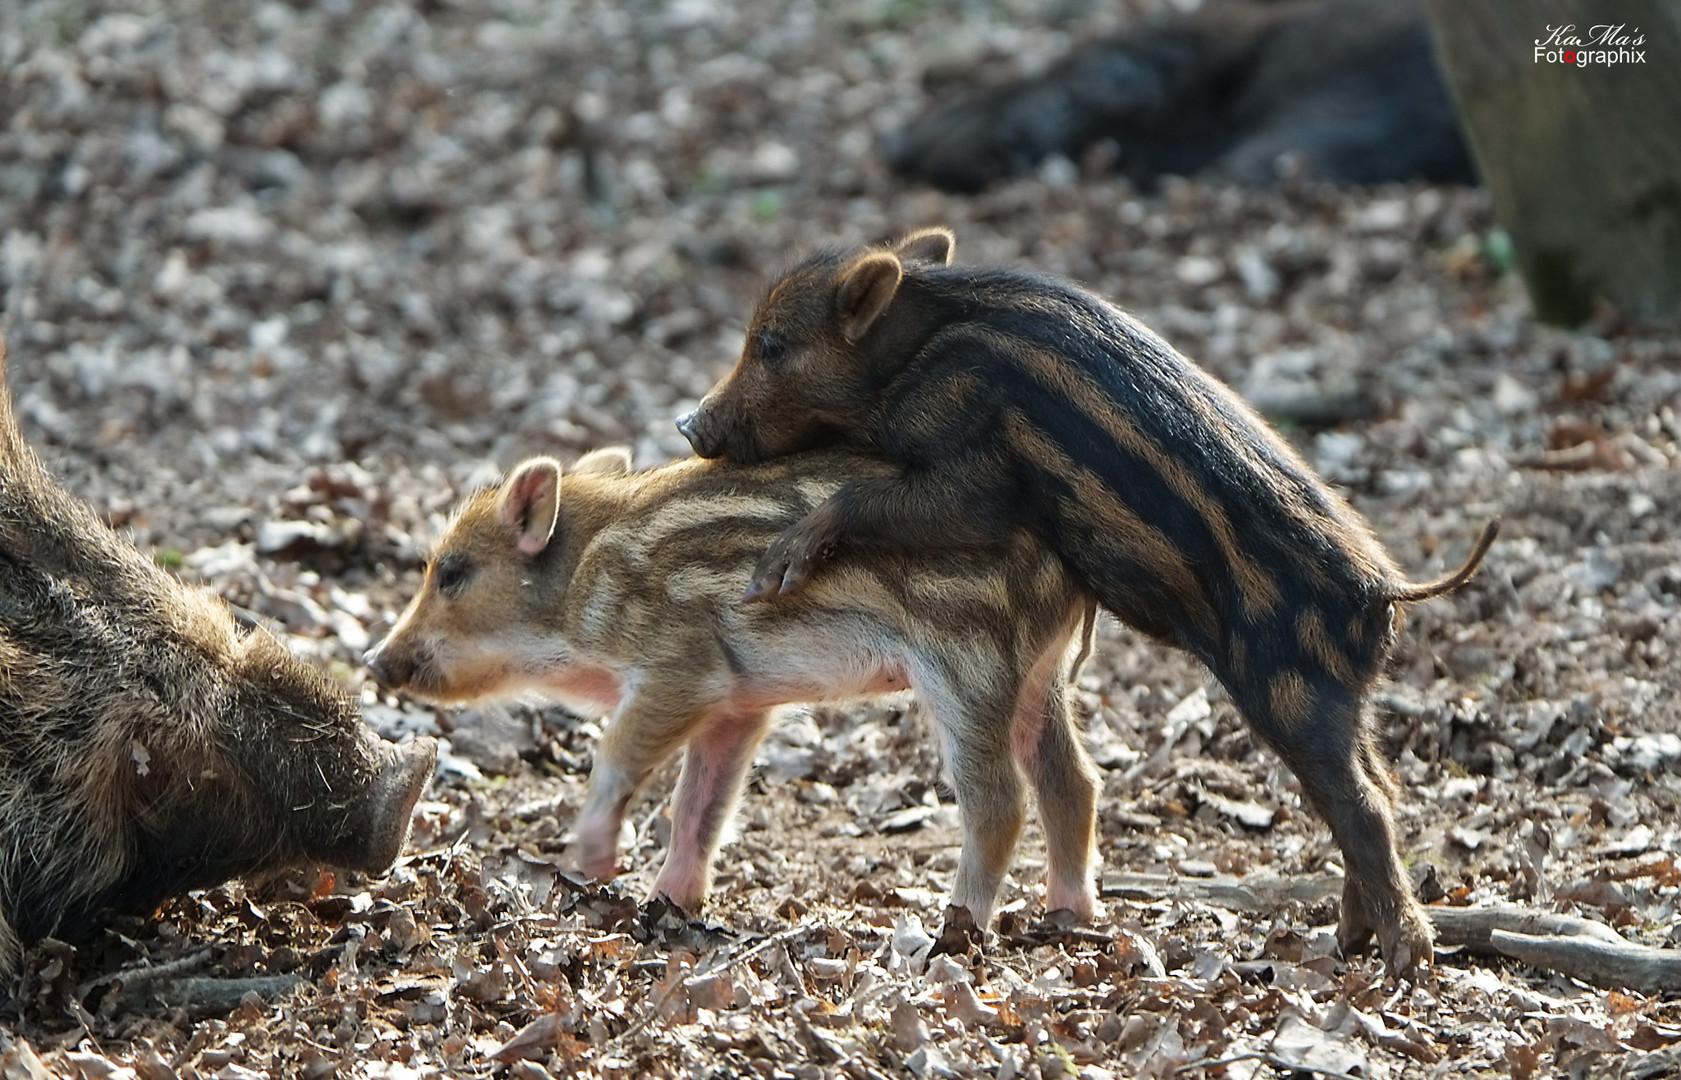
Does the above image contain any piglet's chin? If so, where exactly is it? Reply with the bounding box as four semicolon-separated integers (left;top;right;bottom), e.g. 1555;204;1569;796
381;660;507;706
717;430;785;466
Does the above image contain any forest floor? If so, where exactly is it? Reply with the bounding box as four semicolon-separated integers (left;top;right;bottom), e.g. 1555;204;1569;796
2;0;1681;1077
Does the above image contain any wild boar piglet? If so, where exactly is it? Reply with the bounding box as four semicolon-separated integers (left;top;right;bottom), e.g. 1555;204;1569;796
367;448;1098;928
678;229;1498;972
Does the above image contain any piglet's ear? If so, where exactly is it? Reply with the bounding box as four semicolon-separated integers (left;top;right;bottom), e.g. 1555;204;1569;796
572;446;632;476
499;458;562;556
835;252;903;344
895;227;955;266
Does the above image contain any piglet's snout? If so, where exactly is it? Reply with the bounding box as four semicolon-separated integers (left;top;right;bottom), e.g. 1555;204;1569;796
676;408;721;458
363;643;412;690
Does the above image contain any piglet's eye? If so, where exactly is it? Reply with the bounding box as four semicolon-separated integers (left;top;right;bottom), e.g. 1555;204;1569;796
756;331;787;365
434;554;471;593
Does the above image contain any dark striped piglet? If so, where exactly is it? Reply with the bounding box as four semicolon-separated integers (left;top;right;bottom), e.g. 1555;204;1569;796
678;229;1497;972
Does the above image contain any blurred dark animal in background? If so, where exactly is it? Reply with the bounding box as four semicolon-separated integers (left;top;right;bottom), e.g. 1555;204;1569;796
884;0;1475;192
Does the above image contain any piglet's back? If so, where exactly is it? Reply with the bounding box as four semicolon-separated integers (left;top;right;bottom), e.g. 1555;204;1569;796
564;452;1074;653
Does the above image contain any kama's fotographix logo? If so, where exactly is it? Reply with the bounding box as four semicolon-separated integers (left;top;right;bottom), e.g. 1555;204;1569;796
1535;24;1646;65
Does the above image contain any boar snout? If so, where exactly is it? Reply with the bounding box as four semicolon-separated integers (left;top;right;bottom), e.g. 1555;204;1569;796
676;400;778;464
364;642;414;690
675;407;722;458
347;735;437;874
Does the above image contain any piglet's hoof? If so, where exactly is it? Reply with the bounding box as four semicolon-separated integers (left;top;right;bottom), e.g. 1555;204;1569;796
1378;915;1436;979
743;524;833;602
575;839;622;883
1336;896;1434;978
641;895;700;926
932;904;985;957
1036;907;1081;932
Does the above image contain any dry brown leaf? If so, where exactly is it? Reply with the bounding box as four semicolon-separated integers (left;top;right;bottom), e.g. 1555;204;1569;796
940;981;1000;1028
891;999;930;1052
492;1013;564;1062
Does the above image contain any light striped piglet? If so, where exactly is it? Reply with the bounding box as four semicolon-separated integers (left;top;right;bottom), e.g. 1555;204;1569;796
366;448;1098;925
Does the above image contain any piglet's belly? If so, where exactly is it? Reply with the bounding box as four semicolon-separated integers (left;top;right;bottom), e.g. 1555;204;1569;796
541;663;625;712
742;655;912;708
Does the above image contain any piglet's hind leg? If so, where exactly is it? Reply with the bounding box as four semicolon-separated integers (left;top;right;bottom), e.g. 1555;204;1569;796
1021;676;1099;921
918;667;1027;930
648;707;773;912
1244;679;1432;973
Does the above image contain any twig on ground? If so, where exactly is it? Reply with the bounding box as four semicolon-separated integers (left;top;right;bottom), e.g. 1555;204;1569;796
1175;1050;1367;1080
1429;904;1626;952
1099;874;1681;994
151;974;306;1012
78;947;216;995
1487;929;1681;995
1101;871;1342;912
1431;904;1681;992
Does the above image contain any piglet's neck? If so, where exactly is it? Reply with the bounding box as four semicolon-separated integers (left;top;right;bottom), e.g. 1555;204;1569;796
857;274;958;387
543;473;638;582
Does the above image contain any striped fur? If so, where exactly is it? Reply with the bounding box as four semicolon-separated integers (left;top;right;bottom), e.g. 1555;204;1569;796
366;450;1101;924
678;229;1499;971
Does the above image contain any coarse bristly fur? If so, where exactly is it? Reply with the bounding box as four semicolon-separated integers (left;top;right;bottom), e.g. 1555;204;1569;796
366;448;1101;927
0;338;436;973
677;228;1499;973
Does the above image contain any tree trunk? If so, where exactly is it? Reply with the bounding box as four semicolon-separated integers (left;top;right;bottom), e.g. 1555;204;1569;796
1421;0;1681;325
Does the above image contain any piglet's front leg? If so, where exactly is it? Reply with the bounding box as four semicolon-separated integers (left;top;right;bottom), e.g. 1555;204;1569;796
576;688;717;882
575;757;637;883
743;499;844;601
743;467;1008;601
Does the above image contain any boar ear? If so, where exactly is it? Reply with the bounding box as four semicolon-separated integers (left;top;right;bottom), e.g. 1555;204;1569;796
572;446;632;476
500;458;562;556
835;252;903;344
895;227;955;266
